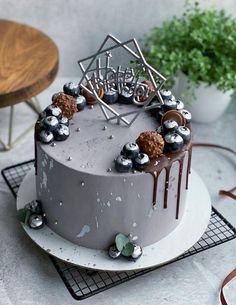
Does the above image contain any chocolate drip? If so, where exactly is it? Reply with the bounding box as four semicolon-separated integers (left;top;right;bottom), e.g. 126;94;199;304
34;122;40;175
164;167;171;209
142;139;192;218
186;146;192;190
176;157;184;219
150;171;158;206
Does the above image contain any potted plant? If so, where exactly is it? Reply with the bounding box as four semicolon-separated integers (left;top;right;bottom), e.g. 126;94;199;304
143;2;236;123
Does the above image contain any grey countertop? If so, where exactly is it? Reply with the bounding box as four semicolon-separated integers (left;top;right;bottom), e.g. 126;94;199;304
0;78;236;305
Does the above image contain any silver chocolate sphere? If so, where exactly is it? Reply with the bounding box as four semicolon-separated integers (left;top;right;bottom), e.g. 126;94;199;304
108;244;121;259
44;104;62;119
103;88;119;104
115;155;133;173
53;124;70;141
43;116;59;131
75;95;87;111
179;109;192;123
59;116;69;126
39;130;54;144
131;244;142;260
160;89;172;99
134;153;150;170
29;214;44;229
163;119;178;131
122;142;140;159
176;100;184;110
164;132;183;144
177;126;191;143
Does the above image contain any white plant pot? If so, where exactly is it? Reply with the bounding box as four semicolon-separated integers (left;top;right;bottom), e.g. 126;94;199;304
174;72;233;124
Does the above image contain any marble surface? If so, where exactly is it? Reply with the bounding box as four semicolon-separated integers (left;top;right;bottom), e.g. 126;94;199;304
0;77;236;305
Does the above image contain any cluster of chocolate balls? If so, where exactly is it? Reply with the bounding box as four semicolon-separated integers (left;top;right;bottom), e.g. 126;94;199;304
154;89;192;153
115;90;192;173
37;82;88;144
115;142;151;173
108;233;142;261
24;200;45;230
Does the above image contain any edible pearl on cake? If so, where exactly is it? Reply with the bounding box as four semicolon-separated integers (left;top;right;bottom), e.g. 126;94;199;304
109;135;114;139
76;127;81;132
51;142;56;147
89;105;94;109
67;156;72;161
54;220;58;225
107;168;112;172
81;181;85;186
59;201;63;206
103;126;107;130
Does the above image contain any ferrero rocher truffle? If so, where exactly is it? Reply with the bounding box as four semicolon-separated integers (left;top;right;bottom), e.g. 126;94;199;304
52;93;77;119
136;131;164;159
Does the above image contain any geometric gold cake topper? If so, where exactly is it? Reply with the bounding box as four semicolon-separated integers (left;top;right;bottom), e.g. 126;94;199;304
78;34;166;126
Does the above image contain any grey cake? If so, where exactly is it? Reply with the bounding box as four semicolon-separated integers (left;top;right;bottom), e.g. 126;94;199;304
35;103;192;250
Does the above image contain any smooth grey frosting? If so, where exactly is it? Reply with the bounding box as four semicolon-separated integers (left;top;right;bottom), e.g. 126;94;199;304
36;103;190;250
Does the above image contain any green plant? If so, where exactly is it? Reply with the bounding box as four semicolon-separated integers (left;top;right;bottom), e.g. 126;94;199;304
143;2;236;93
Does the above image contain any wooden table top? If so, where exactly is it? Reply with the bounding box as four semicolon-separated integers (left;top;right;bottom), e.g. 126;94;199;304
0;19;59;108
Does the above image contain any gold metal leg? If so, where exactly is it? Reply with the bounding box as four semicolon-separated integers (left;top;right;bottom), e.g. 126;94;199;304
0;97;41;151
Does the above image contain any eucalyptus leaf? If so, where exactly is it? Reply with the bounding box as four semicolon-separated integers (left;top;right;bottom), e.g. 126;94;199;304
24;210;31;225
115;233;130;252
16;208;27;223
121;242;135;257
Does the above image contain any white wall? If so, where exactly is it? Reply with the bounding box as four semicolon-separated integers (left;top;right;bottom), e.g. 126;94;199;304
0;0;235;77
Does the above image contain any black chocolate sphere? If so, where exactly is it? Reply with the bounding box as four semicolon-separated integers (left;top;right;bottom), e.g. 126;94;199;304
42;116;59;131
162;119;178;134
160;89;173;100
44;104;62;119
164;132;184;153
176;126;191;143
163;98;177;111
59;116;69;126
119;86;133;104
103;89;119;104
108;244;121;259
39;129;54;144
179;109;192;123
53;124;70;141
133;153;150;170
122;142;140;159
176;99;184;110
63;82;80;97
115;155;133;173
75;95;87;111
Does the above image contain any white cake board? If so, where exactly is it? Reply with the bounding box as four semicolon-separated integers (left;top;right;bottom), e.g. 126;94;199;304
16;169;211;272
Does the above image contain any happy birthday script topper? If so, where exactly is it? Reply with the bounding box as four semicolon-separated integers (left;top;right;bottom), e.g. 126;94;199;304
78;35;166;126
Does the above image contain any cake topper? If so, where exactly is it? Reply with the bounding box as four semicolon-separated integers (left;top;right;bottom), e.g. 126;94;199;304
78;34;166;126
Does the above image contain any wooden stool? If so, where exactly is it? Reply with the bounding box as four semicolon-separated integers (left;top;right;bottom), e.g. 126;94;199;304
0;19;59;150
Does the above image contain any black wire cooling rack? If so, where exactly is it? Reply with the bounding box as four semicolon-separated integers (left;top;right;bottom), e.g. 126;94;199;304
2;160;236;300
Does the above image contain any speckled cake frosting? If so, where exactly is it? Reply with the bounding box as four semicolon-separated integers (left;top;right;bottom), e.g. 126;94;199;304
35;103;192;250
